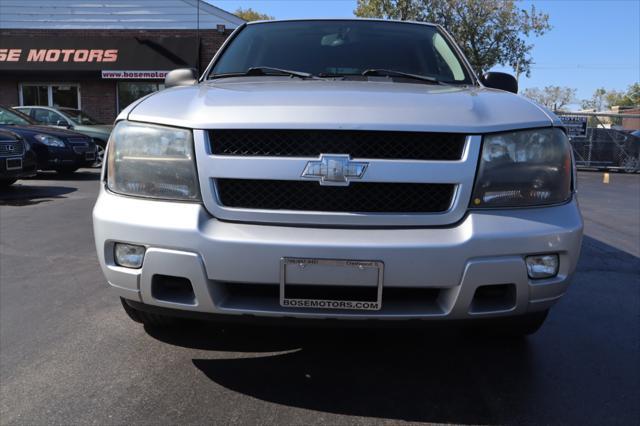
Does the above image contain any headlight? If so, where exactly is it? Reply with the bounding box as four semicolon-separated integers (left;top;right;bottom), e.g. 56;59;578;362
34;134;65;147
106;121;200;200
471;128;572;208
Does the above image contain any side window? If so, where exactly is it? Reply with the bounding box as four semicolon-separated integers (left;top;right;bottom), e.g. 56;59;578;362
33;109;64;125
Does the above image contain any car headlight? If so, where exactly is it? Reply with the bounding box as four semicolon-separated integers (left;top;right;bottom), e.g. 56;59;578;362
106;121;200;200
34;134;66;148
471;128;572;208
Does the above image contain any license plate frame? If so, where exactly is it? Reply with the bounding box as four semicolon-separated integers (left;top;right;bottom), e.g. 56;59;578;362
6;157;22;171
280;257;383;311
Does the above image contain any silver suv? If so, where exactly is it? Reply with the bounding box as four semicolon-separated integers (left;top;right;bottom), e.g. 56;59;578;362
93;20;583;335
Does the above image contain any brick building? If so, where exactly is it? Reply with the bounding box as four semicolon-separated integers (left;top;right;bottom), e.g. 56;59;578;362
0;0;244;123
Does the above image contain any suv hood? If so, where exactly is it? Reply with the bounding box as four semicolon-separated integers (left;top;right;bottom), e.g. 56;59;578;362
125;79;559;133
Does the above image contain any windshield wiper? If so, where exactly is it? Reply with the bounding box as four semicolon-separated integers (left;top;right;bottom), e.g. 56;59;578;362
210;66;318;80
361;69;443;85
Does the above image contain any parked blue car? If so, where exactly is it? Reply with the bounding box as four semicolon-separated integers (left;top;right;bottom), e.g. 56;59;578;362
0;106;96;174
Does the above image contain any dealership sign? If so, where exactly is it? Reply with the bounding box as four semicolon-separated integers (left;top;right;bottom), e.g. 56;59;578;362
559;115;588;139
101;70;169;79
0;36;197;72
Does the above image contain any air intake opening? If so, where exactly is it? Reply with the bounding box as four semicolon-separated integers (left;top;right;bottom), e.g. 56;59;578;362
151;275;196;305
470;284;516;313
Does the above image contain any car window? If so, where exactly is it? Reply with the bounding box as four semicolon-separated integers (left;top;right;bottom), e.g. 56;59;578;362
0;107;34;125
16;107;32;116
33;109;66;125
210;21;472;84
62;109;101;125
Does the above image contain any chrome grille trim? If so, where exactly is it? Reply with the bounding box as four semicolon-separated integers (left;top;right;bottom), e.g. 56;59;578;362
195;130;480;227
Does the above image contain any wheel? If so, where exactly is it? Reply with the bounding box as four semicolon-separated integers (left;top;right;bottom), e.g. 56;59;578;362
0;178;17;187
120;298;176;327
55;167;79;175
619;156;639;173
92;141;106;168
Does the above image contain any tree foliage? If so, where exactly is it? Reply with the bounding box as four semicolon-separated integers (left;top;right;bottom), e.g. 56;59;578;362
235;7;274;22
579;84;639;111
522;86;576;112
603;83;640;108
354;0;551;77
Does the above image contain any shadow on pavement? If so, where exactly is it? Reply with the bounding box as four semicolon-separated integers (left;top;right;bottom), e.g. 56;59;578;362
0;183;76;206
145;235;639;424
29;169;100;181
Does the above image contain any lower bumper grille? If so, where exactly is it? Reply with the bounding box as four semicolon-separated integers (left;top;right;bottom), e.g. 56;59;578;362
0;141;24;156
216;179;455;213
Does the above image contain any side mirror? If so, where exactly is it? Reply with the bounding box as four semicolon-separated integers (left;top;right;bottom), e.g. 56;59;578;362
165;68;198;88
481;72;518;94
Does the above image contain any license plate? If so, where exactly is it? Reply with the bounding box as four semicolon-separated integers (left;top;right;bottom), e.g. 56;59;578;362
6;157;22;171
280;258;383;311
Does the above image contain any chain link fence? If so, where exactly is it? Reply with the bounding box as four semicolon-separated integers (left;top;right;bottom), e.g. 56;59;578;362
556;111;640;173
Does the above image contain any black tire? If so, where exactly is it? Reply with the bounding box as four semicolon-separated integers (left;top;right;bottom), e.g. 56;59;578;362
0;178;18;187
92;141;106;168
120;298;176;327
619;156;639;173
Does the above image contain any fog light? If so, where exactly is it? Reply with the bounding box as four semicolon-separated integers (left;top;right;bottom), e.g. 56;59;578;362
114;243;146;269
525;254;559;279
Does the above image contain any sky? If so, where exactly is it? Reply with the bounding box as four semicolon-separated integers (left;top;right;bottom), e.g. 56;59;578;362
212;0;640;109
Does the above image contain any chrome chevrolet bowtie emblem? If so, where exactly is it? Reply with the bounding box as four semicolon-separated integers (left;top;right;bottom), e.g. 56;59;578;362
301;154;368;186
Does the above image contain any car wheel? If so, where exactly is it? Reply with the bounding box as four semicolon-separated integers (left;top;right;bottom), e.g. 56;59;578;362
120;298;177;327
0;178;18;187
619;156;639;173
92;141;106;168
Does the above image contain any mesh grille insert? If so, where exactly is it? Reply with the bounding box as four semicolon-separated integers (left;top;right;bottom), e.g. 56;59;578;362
209;130;466;160
216;179;455;213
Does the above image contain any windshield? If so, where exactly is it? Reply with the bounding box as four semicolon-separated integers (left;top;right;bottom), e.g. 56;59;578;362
0;107;35;126
210;20;472;84
62;109;101;125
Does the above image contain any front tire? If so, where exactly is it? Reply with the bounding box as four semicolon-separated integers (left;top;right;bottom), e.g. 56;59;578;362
120;298;176;327
92;141;106;168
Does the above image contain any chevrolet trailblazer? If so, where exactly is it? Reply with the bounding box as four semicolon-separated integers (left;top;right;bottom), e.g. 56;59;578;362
93;20;583;336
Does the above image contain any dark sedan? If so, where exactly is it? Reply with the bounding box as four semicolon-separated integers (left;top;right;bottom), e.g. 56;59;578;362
0;106;96;174
0;129;37;186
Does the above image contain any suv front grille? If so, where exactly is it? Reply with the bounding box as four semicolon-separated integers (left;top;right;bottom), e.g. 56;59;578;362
0;141;24;156
209;130;466;160
216;179;455;213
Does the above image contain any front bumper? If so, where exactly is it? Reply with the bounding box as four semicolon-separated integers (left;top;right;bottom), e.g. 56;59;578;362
0;151;37;179
38;146;96;170
93;189;583;320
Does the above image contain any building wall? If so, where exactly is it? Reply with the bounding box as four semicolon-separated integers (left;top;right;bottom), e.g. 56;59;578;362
0;28;232;73
81;80;118;124
0;80;19;105
0;28;233;122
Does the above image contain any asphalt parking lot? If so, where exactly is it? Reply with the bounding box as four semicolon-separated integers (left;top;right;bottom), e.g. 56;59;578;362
0;170;638;425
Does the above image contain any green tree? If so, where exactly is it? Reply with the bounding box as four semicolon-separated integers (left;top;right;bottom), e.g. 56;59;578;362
604;83;640;108
235;7;274;22
581;88;609;111
522;86;576;111
354;0;551;77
